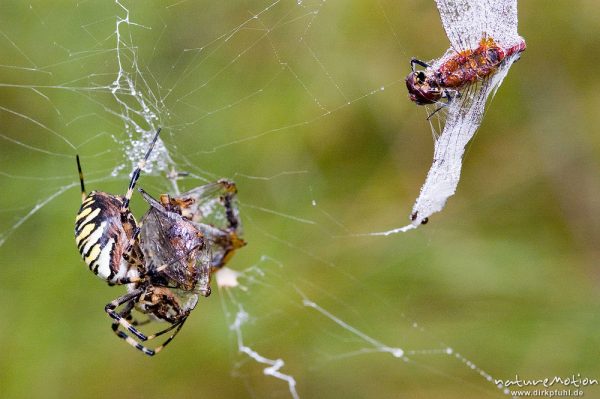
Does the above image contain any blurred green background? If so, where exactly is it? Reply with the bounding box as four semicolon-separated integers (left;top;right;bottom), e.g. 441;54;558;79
0;1;599;398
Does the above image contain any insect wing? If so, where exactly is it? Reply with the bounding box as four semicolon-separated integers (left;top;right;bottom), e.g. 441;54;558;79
192;222;242;269
177;180;241;230
435;0;485;52
436;0;520;52
162;180;244;270
140;200;208;290
482;0;519;47
409;58;517;225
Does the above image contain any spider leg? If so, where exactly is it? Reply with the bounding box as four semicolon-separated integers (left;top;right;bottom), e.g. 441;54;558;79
120;224;141;260
121;127;162;211
107;255;144;285
146;317;188;355
113;212;146;285
130;317;151;327
117;297;151;327
105;288;149;341
120;222;143;269
145;316;187;341
111;314;188;356
112;297;136;331
75;155;87;202
110;327;155;356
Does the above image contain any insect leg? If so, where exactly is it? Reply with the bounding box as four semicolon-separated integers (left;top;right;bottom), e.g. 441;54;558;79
426;105;446;120
151;241;205;274
443;88;461;102
208;180;246;269
426;88;461;120
221;187;240;231
410;58;431;72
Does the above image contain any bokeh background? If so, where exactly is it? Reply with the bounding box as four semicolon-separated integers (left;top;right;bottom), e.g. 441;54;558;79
0;1;599;398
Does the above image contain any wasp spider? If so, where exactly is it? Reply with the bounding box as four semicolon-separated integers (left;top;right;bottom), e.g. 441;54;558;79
75;130;245;356
75;128;161;285
75;128;194;356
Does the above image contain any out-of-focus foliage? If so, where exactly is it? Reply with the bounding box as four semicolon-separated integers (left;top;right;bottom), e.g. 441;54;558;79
0;1;599;398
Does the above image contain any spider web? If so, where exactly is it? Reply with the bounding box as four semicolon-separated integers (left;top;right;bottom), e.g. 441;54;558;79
0;1;530;398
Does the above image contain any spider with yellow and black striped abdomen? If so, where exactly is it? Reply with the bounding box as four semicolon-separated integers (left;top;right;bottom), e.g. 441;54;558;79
75;130;247;356
76;128;213;356
74;128;161;285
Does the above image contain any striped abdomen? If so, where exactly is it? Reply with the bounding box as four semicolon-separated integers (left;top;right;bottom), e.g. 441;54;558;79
75;191;134;284
437;37;526;89
437;39;502;88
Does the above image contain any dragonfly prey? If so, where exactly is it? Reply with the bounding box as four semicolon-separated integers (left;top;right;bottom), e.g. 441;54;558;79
395;0;526;231
406;36;525;106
